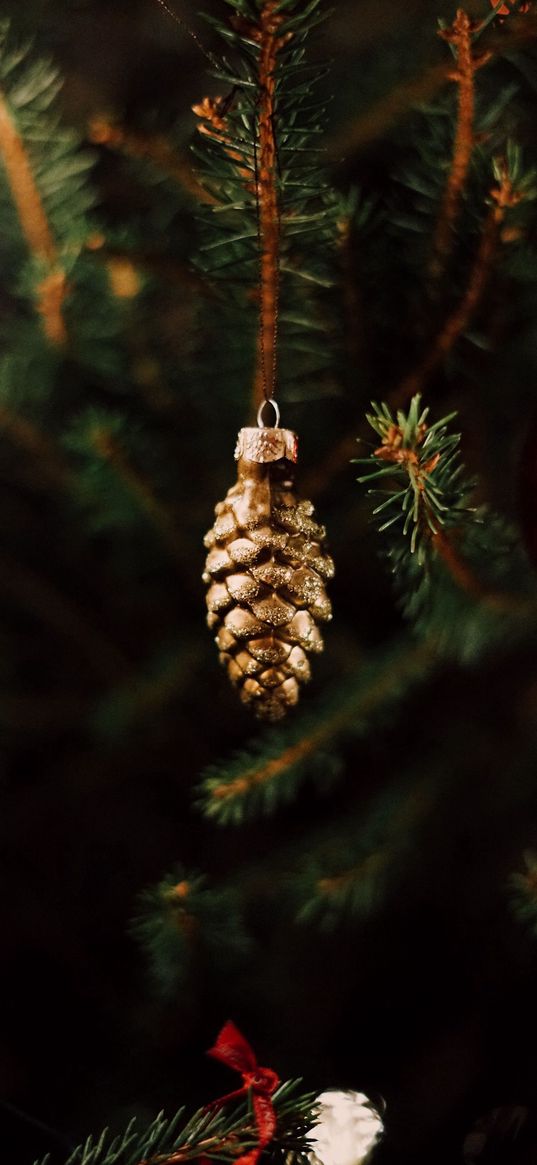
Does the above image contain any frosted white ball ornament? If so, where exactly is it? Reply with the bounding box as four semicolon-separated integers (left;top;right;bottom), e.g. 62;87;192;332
308;1090;383;1165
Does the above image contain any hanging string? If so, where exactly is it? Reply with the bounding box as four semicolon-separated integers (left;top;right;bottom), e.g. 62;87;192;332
253;125;279;415
254;118;281;409
252;3;287;417
152;0;221;70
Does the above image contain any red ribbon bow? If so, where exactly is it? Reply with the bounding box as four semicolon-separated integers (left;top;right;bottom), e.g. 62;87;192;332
206;1021;280;1165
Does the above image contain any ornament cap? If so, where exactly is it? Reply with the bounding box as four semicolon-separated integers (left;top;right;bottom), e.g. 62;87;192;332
235;427;298;464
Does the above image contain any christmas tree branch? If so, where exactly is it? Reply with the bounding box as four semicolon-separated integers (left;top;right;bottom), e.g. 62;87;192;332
297;775;433;927
328;60;451;158
194;2;290;409
132;868;251;999
198;638;435;825
356;397;537;655
191;0;336;409
429;10;490;280
0;88;67;345
430;526;534;613
88;117;213;204
326;5;537;161
393;158;524;407
38;1080;318;1165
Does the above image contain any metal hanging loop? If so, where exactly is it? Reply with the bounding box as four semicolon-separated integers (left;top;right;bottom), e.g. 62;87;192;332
257;398;280;429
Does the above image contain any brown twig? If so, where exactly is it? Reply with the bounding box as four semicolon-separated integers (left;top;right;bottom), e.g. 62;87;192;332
375;419;535;614
431;526;536;614
303;171;519;498
328;61;452;159
193;4;291;413
192;95;254;191
430;11;491;280
317;782;432;901
88;117;214;204
327;17;537;162
0;90;68;345
317;852;387;899
209;642;433;806
139;1131;254;1165
393;161;521;408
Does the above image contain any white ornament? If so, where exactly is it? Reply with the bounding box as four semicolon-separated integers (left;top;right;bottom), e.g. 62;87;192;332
308;1090;383;1165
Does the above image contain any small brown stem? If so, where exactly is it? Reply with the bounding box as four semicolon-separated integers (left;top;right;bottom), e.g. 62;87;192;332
432;526;490;601
328;62;451;158
318;782;432;900
209;642;432;806
192;6;291;413
302;172;517;498
430;11;485;279
327;17;535;161
393;163;519;409
431;526;535;614
88;117;214;204
318;852;387;899
139;1129;255;1165
0;90;67;345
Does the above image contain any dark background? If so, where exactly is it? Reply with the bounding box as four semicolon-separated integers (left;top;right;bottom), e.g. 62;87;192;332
1;3;537;1165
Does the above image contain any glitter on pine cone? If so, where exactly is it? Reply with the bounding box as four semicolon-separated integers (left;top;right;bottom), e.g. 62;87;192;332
203;424;334;721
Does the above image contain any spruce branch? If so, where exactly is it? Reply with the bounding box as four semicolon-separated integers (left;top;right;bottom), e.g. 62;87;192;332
327;4;535;159
197;637;435;825
395;151;534;405
300;145;535;497
296;774;433;929
35;1082;318;1165
191;0;337;410
356;395;468;561
88;117;213;204
430;10;491;280
356;396;537;658
132;867;251;999
0;82;68;345
0;21;95;347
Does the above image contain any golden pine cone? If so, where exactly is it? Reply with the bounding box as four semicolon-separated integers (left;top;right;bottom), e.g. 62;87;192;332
203;425;334;721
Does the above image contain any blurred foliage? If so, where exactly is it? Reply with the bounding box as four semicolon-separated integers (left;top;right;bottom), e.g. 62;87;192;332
1;5;537;1165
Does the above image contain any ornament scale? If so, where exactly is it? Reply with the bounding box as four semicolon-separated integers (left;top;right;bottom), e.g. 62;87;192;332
203;412;334;721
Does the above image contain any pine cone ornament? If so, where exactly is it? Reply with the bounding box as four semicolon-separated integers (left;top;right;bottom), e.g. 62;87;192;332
203;423;334;721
